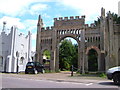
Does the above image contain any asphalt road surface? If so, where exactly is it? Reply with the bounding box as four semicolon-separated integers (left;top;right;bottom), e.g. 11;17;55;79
1;75;119;89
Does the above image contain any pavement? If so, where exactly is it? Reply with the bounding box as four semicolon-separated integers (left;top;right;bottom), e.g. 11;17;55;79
1;71;111;84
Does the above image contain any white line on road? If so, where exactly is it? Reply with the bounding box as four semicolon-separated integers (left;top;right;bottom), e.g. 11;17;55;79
3;76;93;86
85;83;93;86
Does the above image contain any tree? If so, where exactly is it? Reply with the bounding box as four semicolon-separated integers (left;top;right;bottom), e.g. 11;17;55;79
59;39;78;71
111;13;120;24
94;13;120;26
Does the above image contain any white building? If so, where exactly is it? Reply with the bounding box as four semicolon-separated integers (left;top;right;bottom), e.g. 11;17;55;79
118;1;120;16
0;24;32;73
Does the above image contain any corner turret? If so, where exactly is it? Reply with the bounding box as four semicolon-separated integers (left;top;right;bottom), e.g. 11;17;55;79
101;7;105;19
37;15;43;27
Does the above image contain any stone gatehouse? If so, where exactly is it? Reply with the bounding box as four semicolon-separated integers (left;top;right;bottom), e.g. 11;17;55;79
36;8;120;73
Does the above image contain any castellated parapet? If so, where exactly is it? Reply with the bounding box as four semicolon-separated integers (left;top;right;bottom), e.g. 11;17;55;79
54;15;85;21
41;26;53;32
54;15;85;28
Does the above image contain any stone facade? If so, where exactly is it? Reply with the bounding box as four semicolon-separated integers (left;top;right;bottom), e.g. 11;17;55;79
0;25;32;73
36;8;120;73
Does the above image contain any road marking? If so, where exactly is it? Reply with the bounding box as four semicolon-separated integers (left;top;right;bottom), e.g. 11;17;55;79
55;81;93;86
85;83;93;86
3;76;93;86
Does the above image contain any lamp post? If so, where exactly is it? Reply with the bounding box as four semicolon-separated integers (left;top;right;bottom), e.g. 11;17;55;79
16;51;19;74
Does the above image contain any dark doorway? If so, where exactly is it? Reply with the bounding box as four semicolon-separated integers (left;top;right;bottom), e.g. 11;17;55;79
88;49;98;71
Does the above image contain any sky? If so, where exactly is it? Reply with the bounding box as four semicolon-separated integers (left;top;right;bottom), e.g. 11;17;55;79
0;0;119;51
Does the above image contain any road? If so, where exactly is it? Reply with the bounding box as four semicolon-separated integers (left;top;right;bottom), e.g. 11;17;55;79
1;74;120;89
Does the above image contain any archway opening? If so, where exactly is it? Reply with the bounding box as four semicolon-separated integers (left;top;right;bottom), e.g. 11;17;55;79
59;37;78;71
42;50;51;70
88;49;98;72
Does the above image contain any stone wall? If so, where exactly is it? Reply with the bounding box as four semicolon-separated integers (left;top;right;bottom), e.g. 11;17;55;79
36;8;120;72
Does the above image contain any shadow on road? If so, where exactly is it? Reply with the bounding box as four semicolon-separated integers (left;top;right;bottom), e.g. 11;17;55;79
99;82;120;87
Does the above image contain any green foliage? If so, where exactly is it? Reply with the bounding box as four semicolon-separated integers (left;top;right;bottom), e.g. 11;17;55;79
94;13;120;26
99;73;106;78
111;13;120;24
59;39;78;71
43;50;50;59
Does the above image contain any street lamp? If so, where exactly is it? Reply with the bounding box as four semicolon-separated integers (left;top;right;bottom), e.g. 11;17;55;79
16;51;19;74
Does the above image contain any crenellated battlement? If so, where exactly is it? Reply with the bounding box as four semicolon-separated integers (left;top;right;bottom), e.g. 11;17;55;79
54;15;85;21
90;23;95;27
41;26;53;31
84;23;98;29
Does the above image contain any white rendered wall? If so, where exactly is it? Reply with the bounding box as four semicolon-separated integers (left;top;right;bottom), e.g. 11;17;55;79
0;26;32;73
118;1;120;16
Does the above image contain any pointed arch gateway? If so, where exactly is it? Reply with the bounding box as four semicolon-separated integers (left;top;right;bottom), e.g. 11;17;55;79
55;29;85;72
58;35;80;71
36;15;87;72
85;46;101;72
36;14;106;73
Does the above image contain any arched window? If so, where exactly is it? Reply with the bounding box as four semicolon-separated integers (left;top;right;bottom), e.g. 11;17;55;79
20;57;24;64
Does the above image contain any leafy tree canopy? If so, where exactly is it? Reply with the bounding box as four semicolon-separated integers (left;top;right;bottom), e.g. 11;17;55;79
111;13;120;24
59;39;78;71
94;13;120;26
43;50;50;59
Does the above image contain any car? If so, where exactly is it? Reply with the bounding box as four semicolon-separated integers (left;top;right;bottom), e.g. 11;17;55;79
106;66;120;85
25;62;45;74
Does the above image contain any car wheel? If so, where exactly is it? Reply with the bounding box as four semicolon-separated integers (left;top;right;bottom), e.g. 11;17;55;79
25;71;28;74
41;69;45;74
113;73;120;85
34;69;38;74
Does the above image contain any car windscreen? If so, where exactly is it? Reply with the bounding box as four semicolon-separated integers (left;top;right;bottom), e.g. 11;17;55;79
27;62;34;66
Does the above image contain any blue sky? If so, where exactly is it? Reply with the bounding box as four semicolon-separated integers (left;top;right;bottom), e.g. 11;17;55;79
0;0;119;51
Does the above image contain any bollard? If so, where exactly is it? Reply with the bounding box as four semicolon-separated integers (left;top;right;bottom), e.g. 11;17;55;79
17;66;19;74
71;65;73;76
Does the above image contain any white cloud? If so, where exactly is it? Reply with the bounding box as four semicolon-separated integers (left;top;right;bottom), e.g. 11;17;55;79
0;16;25;31
30;3;48;15
0;16;38;34
43;13;51;18
0;0;30;16
59;0;120;23
22;19;38;34
0;0;52;16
